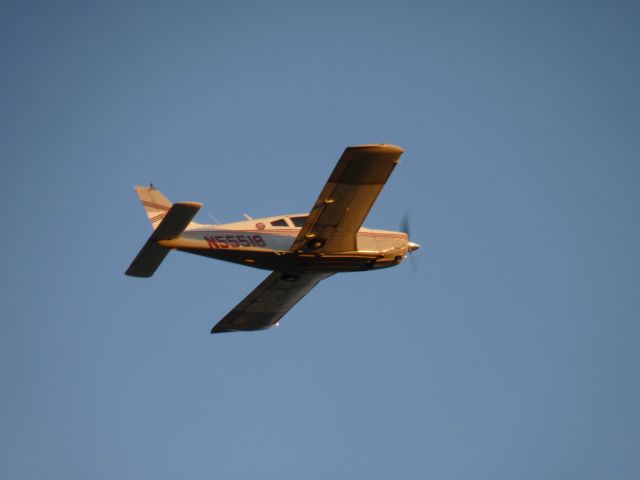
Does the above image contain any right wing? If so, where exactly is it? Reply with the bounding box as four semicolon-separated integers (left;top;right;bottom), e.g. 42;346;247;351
289;144;404;253
211;271;333;333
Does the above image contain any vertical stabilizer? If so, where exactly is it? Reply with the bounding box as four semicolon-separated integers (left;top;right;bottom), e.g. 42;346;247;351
135;185;173;230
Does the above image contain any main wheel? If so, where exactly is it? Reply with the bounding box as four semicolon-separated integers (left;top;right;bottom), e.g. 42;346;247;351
307;238;326;250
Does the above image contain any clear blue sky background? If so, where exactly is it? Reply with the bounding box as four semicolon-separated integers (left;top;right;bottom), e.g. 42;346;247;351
2;1;639;478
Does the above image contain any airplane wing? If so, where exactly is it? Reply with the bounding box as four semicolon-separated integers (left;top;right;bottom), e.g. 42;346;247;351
211;271;334;333
290;144;404;253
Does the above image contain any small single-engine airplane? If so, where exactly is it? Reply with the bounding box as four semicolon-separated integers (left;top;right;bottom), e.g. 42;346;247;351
126;144;420;333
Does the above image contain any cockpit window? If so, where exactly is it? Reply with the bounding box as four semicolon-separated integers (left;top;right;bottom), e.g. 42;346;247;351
291;216;308;227
270;219;288;227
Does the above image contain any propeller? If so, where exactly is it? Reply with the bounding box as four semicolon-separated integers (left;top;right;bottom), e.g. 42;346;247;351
400;212;411;239
400;212;420;271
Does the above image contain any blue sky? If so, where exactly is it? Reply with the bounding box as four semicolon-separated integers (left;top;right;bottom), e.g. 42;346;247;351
2;1;639;478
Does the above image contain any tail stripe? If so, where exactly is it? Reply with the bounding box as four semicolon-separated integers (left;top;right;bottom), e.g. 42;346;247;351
142;201;170;211
134;185;174;230
151;212;168;223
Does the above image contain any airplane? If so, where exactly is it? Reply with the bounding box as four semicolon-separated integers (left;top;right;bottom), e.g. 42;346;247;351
125;144;420;333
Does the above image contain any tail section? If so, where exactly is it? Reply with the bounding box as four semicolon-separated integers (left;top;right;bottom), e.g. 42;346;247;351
126;201;203;277
135;185;173;230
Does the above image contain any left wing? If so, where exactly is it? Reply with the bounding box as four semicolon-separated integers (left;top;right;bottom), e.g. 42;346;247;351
289;144;403;253
211;271;333;333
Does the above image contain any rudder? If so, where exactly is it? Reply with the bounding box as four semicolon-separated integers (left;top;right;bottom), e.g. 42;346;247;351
135;185;173;229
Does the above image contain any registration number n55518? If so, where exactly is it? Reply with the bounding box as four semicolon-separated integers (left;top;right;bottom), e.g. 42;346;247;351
204;234;266;249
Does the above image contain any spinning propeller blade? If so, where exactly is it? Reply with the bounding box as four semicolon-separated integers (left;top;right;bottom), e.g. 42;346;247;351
400;212;420;272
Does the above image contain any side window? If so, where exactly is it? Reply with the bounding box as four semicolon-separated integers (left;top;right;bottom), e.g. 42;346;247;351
270;219;288;227
291;216;308;227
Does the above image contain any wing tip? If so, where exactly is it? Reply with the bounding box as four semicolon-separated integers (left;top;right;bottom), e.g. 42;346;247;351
347;143;404;154
210;325;231;334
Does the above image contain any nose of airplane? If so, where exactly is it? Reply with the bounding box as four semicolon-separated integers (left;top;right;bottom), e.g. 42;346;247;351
408;241;420;253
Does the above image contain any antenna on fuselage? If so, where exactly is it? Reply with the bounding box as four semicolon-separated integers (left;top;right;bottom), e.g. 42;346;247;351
243;213;254;220
207;214;221;225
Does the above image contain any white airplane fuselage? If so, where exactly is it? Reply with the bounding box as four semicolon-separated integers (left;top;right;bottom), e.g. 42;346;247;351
158;214;414;273
126;144;422;333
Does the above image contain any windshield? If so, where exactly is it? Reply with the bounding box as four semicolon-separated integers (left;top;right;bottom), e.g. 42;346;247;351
290;216;308;228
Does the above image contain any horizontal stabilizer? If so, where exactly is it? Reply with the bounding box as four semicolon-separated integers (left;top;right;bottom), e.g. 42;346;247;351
126;202;202;277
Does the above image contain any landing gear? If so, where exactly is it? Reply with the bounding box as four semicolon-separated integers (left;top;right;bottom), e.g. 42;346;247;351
307;238;326;250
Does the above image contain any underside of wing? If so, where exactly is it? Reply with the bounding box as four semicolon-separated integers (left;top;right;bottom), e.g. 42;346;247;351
211;271;333;333
290;144;404;253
